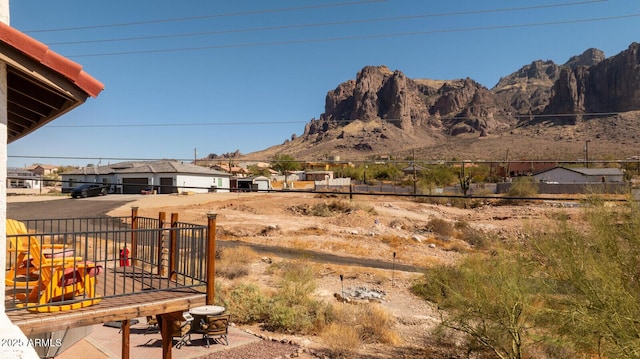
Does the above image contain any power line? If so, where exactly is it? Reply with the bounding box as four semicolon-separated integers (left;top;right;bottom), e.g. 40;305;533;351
65;13;639;58
45;112;623;128
47;0;607;46
21;0;386;33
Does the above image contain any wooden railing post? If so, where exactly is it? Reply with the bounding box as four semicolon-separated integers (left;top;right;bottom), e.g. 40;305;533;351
130;207;138;267
121;319;130;359
169;213;178;280
157;212;166;276
206;213;217;305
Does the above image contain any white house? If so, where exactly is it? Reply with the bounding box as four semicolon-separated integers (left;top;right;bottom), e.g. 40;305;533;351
6;168;41;189
533;167;625;184
60;161;231;194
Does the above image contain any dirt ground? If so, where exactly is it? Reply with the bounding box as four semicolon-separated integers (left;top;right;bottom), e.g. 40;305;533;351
105;192;584;358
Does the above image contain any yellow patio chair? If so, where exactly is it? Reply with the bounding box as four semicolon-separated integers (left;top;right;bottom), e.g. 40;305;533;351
6;219;78;288
15;239;101;312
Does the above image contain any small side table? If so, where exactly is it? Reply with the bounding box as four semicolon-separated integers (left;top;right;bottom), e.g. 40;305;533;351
189;305;225;333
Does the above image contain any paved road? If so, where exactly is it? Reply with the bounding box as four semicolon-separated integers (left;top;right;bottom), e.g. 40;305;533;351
7;196;137;220
7;196;426;273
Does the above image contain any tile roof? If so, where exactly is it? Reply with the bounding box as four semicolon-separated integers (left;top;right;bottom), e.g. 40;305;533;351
0;22;104;98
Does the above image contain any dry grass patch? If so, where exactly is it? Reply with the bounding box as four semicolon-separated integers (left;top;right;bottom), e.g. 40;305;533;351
380;234;410;248
324;303;400;346
216;246;258;279
321;322;361;358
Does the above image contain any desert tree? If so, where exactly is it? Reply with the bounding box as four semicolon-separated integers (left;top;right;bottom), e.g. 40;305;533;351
532;201;640;358
413;250;541;359
271;154;301;173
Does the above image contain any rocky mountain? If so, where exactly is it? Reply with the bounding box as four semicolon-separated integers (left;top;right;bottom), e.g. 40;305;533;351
244;43;640;161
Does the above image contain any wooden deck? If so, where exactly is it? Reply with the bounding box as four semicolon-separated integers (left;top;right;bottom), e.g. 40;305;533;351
6;264;207;336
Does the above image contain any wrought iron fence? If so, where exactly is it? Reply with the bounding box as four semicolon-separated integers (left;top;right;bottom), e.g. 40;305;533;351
5;215;209;312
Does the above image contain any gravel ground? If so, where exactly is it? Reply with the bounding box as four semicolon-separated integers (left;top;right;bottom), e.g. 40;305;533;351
201;340;313;359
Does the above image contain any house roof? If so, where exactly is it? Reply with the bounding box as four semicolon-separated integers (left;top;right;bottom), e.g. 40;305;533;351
0;22;104;143
534;166;624;176
63;161;231;177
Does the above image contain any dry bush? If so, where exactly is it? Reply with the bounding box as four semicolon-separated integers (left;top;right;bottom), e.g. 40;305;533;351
296;226;325;235
458;226;491;250
216;246;257;279
379;234;406;248
288;200;376;217
330;304;399;345
427;218;454;237
321;322;361;358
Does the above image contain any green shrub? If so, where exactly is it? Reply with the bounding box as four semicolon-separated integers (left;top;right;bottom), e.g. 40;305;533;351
225;283;268;324
507;177;538;199
263;260;331;334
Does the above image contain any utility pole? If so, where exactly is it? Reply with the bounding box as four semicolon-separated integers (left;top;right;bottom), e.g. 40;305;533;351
585;140;591;168
194;148;197;165
412;149;417;195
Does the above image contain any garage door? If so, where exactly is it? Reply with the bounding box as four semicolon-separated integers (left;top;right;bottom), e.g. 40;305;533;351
122;178;148;194
160;177;177;194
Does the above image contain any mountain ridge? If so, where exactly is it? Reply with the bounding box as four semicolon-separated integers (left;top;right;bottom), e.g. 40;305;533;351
233;43;640;162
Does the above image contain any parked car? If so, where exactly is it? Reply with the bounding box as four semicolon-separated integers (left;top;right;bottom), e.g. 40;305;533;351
71;184;107;198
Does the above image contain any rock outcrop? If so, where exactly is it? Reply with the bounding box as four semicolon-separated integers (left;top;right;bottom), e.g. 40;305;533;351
543;43;640;122
246;42;640;161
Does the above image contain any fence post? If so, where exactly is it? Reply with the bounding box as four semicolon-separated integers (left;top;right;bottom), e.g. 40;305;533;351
169;213;178;280
206;213;217;305
157;212;166;276
130;207;138;267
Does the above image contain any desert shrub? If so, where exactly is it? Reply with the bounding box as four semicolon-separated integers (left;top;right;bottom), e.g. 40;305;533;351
380;234;405;248
225;282;268;324
427;218;454;237
356;305;400;345
330;303;399;345
263;260;331;333
507;176;538;199
458;226;490;250
216;246;257;279
321;322;361;358
289;200;376;217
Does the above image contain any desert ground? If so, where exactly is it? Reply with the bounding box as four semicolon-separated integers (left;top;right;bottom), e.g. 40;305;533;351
102;191;586;358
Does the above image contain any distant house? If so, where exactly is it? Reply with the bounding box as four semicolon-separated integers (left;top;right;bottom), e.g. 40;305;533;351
497;161;557;178
60;160;231;194
209;164;248;177
305;171;334;181
25;164;58;176
232;176;272;192
7;168;41;189
533;167;625;184
401;164;426;176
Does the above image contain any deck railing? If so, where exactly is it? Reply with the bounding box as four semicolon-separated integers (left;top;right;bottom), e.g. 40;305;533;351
5;209;211;312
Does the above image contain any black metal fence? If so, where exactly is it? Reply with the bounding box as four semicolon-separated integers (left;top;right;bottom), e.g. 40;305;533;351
5;214;209;312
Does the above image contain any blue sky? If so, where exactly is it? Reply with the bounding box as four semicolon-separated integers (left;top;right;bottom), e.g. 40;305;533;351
6;0;640;168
